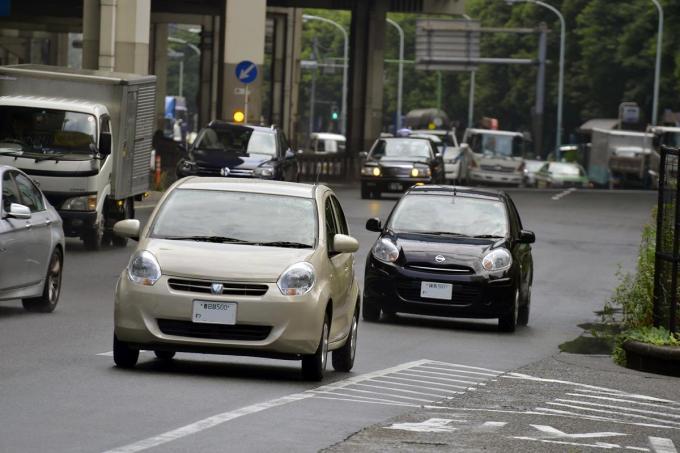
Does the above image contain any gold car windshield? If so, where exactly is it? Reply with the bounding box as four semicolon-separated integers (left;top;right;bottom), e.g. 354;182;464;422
388;194;508;238
150;189;317;248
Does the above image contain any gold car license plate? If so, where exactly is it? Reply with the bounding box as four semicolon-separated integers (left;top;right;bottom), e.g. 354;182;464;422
192;300;237;325
420;282;452;300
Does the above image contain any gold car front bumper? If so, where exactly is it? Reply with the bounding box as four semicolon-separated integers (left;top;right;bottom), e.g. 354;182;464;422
114;273;328;357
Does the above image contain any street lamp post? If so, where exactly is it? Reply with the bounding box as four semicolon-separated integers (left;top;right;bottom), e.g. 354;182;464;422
651;0;663;126
386;18;405;131
302;14;348;136
507;0;565;160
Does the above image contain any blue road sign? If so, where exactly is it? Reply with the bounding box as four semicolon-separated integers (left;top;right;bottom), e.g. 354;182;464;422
235;60;258;85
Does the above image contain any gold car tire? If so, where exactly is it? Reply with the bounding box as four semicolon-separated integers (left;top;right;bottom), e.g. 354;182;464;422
22;248;63;313
332;305;358;372
113;334;139;369
301;314;330;381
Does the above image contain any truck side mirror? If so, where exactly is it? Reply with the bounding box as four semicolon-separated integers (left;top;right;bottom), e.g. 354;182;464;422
99;132;112;156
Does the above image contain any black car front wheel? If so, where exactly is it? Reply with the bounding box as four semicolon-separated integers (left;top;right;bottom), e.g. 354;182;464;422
498;290;519;332
362;297;381;322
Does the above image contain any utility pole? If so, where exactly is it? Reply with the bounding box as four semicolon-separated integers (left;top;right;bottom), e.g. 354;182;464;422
386;18;404;130
308;37;318;137
651;0;663;126
533;23;547;158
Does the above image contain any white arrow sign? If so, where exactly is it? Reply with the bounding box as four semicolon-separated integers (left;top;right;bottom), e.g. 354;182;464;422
239;64;256;81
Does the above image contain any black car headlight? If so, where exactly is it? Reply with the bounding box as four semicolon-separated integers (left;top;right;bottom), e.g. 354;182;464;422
410;167;431;178
362;166;381;176
372;238;399;263
481;248;512;272
254;165;274;177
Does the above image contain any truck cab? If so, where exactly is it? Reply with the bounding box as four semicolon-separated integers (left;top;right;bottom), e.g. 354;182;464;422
0;65;156;250
463;128;527;186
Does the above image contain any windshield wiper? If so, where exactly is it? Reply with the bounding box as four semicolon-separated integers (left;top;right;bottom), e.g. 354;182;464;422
257;241;313;249
472;234;505;239
34;153;65;162
162;235;256;244
419;231;470;237
0;149;23;157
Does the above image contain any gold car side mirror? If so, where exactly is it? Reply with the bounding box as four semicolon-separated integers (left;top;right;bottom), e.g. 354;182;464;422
332;234;359;254
114;219;141;241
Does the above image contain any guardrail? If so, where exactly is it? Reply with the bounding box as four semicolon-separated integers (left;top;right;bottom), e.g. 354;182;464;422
653;145;680;333
296;153;360;182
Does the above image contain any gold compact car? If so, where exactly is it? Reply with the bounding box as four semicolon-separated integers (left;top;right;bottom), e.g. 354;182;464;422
112;177;360;381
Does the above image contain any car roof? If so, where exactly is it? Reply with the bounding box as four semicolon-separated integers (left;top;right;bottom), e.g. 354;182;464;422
175;177;323;199
466;128;523;138
206;121;276;133
405;184;506;201
311;132;346;141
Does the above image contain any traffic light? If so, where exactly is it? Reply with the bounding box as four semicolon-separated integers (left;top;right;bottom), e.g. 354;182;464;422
330;105;339;121
233;110;245;123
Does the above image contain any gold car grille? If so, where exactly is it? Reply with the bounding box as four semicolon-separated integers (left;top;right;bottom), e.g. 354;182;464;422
167;279;268;296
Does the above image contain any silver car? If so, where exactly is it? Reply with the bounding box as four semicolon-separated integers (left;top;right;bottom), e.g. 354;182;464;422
0;165;65;312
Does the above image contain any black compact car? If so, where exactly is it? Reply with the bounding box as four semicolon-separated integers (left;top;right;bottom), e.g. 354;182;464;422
360;137;445;199
362;185;535;332
176;121;298;181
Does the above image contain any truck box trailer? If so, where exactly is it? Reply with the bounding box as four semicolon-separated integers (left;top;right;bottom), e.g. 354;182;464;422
0;64;156;249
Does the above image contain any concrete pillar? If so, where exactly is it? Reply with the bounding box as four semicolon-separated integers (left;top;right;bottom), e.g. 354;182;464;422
270;14;286;128
82;0;100;69
283;8;302;143
113;0;150;74
198;16;216;128
55;33;70;67
347;0;387;155
151;22;168;130
98;0;116;71
220;0;266;122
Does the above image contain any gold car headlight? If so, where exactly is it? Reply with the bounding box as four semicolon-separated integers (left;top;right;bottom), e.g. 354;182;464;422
127;250;162;286
277;262;315;296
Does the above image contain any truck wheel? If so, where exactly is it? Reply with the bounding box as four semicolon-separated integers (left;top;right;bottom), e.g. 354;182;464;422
22;248;63;313
83;220;103;251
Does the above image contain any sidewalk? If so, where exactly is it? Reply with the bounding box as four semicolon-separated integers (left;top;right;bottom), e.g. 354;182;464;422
324;353;680;452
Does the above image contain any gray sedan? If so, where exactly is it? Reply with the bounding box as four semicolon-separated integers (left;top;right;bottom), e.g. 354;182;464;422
0;165;65;312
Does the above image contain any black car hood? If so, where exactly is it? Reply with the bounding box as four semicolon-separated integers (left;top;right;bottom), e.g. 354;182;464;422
190;149;273;170
393;232;506;272
367;158;430;167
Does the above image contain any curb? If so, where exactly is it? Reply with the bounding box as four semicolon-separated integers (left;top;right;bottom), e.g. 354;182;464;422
622;340;680;377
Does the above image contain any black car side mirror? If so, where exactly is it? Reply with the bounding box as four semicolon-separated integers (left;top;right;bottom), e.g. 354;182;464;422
366;217;382;232
519;230;536;244
285;149;295;160
358;151;368;159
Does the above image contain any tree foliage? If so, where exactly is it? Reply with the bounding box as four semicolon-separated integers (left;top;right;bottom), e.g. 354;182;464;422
301;1;679;148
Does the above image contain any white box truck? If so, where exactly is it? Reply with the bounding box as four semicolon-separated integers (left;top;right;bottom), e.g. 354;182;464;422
589;128;657;189
0;65;156;249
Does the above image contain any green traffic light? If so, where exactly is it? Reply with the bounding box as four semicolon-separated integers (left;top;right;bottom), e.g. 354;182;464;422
331;112;339;120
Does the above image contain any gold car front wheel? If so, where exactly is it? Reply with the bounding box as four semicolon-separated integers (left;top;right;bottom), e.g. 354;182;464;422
301;314;330;381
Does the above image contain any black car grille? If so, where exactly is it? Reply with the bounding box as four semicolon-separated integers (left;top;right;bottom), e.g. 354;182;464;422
168;279;269;296
405;262;474;275
395;278;482;305
381;166;413;177
194;166;254;178
480;165;517;173
157;319;271;341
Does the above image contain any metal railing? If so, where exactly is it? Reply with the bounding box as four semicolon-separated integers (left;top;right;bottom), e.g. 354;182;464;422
653;145;680;333
296;153;360;183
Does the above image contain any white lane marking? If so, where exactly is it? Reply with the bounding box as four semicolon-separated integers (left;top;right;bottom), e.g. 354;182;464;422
385;418;461;433
327;386;433;403
311;390;418;406
535;407;680;430
546;402;680;427
428;360;504;374
565;393;680;412
627;447;652;452
374;374;469;389
368;378;464;394
415;364;498;378
352;382;448;399
481;421;508;429
315;396;418;408
552;188;577;201
572;390;680;406
396;370;481;385
97;351;113;357
503;372;628;393
530;424;627;439
513;436;626;450
555;399;680;420
401;369;481;385
102;392;313;453
649;437;678;453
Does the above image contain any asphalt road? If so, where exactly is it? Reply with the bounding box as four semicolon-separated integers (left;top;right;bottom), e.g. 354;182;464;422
0;186;658;453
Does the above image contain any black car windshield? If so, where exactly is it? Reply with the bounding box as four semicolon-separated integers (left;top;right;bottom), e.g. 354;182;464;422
194;126;276;156
388;194;508;238
369;139;432;161
151;189;316;247
0;106;96;155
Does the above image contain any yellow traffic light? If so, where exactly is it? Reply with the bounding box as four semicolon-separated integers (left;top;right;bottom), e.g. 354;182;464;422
233;110;245;123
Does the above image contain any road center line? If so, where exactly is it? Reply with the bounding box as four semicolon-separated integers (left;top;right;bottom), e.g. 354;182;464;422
552;188;577;201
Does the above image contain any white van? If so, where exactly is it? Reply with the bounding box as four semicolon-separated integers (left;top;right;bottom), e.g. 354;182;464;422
463;128;527;186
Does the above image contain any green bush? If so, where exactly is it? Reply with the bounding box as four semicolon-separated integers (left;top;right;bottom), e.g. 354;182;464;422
613;326;680;366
